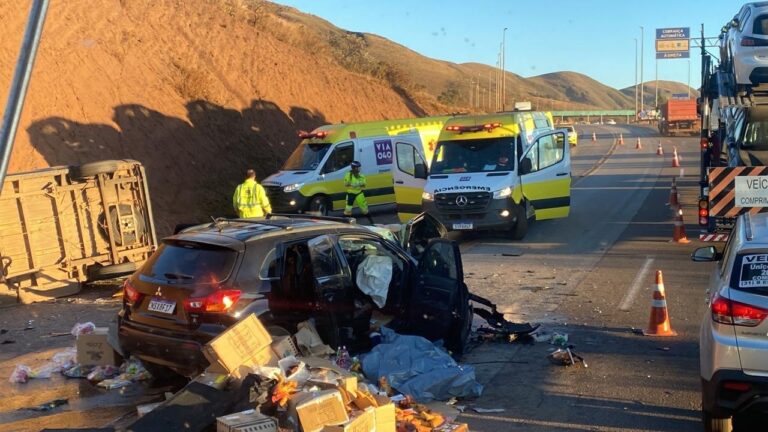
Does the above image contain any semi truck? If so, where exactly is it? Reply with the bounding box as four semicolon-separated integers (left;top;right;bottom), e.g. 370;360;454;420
0;160;157;304
658;99;700;136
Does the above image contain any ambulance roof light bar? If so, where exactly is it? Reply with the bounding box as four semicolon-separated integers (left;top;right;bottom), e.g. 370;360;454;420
445;123;502;134
298;130;330;140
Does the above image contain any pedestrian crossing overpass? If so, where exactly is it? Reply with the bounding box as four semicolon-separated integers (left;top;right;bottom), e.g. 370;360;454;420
551;110;635;124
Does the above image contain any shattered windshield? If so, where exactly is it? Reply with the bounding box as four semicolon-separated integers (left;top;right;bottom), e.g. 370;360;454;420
282;142;331;171
430;138;515;173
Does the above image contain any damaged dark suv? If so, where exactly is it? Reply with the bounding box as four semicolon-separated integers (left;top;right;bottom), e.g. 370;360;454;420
117;214;473;376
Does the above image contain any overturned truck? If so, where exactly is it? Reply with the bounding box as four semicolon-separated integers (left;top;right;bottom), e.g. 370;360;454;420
0;160;157;304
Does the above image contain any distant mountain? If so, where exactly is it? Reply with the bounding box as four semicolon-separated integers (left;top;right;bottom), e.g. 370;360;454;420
620;80;699;109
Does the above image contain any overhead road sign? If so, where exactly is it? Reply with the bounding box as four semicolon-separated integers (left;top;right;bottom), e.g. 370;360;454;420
656;27;690;59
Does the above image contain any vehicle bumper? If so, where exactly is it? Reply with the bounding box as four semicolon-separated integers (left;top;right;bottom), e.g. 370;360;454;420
264;188;309;213
702;369;768;417
734;52;768;84
118;317;211;376
422;198;516;231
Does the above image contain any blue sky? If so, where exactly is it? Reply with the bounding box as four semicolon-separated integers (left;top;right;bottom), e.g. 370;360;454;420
271;0;741;90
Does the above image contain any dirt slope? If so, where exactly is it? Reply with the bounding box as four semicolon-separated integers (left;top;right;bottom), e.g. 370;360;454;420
0;0;435;233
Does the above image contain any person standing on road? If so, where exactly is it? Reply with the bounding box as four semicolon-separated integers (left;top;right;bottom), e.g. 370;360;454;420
233;169;272;218
344;161;374;224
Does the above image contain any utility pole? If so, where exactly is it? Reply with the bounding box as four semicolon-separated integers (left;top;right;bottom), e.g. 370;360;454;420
488;68;492;112
502;27;507;111
655;58;659;108
640;26;645;113
687;59;691;98
468;78;473;108
634;38;638;120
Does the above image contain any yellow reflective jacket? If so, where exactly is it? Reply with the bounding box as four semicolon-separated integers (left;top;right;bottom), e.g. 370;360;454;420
344;172;366;194
233;179;272;218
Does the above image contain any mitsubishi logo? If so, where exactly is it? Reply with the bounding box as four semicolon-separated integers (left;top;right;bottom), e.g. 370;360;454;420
155;287;163;297
455;195;468;207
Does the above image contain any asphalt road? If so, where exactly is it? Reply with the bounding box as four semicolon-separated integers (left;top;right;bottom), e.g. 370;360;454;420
0;124;720;431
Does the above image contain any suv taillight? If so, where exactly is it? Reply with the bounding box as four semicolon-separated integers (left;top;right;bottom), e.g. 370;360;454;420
123;279;143;305
741;36;768;47
183;289;242;313
711;295;768;326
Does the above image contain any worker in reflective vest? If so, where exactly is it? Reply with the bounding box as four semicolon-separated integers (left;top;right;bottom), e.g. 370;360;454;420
233;169;272;218
344;161;374;224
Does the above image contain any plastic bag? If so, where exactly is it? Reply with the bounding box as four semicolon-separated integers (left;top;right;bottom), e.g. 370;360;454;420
97;378;132;389
52;347;78;372
87;365;119;382
9;365;32;383
63;364;94;378
70;322;96;337
118;357;152;381
361;327;483;402
278;356;310;384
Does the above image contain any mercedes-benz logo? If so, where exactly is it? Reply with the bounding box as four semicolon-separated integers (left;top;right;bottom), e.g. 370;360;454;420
455;195;468;206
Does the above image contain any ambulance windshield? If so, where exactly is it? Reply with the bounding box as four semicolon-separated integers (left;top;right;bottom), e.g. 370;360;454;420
282;143;332;171
431;138;515;174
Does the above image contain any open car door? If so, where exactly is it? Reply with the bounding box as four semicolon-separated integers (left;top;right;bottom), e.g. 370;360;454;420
393;141;429;223
519;130;571;220
407;238;471;355
398;212;447;262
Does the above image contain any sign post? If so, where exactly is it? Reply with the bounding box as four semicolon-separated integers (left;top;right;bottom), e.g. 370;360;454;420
656;27;690;59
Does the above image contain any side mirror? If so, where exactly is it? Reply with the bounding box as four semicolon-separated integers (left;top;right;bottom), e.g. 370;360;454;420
732;18;740;28
692;246;720;262
520;157;532;175
414;163;427;179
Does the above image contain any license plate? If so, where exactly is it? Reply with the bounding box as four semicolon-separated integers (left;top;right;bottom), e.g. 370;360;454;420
148;298;176;314
452;222;473;230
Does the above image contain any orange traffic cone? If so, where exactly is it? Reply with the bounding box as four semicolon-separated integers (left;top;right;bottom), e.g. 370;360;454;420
668;178;679;209
635;137;642;150
656;141;664;156
671;208;690;244
592;132;597;142
672;147;681;167
618;133;624;145
643;270;677;337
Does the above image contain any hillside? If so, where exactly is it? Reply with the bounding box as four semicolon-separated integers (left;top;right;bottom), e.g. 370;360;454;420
1;0;695;232
620;80;699;108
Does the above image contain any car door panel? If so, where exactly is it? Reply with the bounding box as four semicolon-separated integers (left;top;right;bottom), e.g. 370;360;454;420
408;239;463;343
520;130;571;220
393;141;429;222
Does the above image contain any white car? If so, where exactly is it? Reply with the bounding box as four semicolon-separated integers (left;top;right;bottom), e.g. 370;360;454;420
605;119;617;125
723;2;768;85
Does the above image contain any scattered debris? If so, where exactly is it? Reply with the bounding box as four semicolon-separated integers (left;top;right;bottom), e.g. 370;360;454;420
0;329;7;335
549;347;588;368
23;398;68;412
70;321;96;336
1;339;14;344
551;332;569;347
24;320;34;330
473;407;506;413
657;346;671;352
501;252;523;257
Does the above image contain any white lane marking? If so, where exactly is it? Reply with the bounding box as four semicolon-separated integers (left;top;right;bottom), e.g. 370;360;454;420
619;257;655;311
679;168;684;178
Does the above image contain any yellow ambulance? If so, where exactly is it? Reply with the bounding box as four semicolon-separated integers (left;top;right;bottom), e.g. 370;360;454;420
393;112;571;239
262;116;451;216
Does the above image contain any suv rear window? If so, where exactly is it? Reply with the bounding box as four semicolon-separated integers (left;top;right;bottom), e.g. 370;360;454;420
141;240;237;284
732;253;768;294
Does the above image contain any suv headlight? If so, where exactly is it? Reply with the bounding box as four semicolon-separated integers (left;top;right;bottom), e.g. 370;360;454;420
493;187;512;199
283;183;303;193
422;191;434;201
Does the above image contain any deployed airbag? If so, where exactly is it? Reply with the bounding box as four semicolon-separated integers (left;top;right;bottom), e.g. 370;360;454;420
356;254;392;308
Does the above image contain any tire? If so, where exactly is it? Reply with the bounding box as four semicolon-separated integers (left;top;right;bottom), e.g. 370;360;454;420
510;203;528;240
308;195;331;216
703;409;732;432
70;160;120;180
87;262;137;280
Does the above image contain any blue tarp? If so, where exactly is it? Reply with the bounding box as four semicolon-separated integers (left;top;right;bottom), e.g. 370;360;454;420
361;327;483;402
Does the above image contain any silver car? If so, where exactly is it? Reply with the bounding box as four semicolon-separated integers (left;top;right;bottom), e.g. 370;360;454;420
693;212;768;431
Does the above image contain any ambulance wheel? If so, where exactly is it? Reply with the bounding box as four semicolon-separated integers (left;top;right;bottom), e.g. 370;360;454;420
308;195;330;216
510;204;528;240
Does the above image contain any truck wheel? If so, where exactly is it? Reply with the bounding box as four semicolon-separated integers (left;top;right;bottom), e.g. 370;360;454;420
98;204;147;246
702;410;731;432
308;195;330;216
70;160;120;180
510;203;528;240
87;262;137;280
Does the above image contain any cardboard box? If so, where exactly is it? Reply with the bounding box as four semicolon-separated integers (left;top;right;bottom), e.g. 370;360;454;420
216;409;278;432
290;390;349;432
322;407;375;432
271;335;299;360
76;327;118;366
203;314;272;374
372;396;395;432
303;356;358;395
